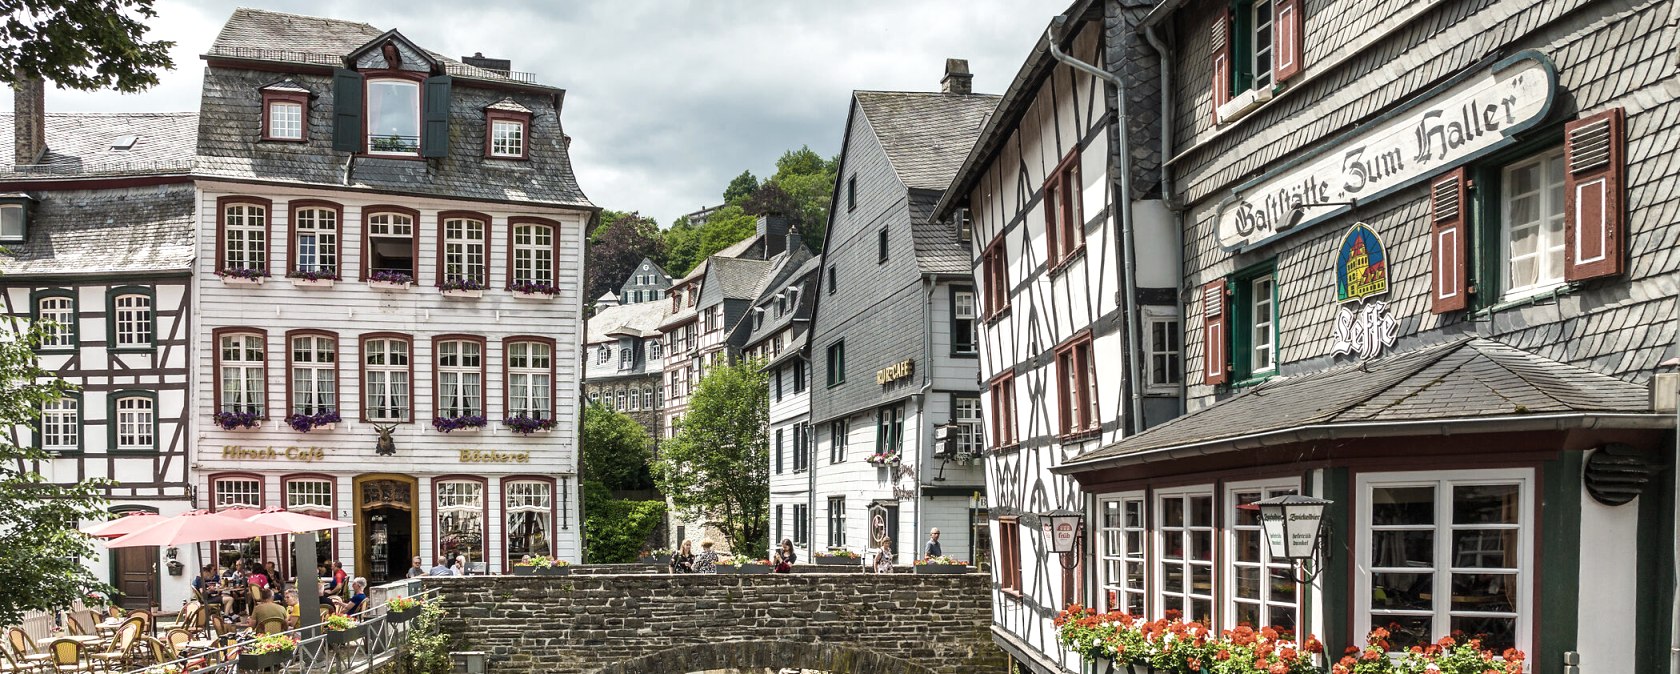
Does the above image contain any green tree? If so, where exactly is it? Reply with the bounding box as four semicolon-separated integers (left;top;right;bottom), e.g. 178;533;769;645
583;211;663;302
581;403;653;492
653;359;769;556
0;0;174;92
661;215;701;278
722;170;758;205
582;482;664;564
0;317;110;625
763;146;838;251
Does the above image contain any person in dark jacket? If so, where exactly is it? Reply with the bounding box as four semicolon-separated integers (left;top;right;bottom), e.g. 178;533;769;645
771;539;797;573
669;539;696;574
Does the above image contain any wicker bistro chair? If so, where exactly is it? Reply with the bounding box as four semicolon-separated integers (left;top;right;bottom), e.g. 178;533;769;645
256;618;284;636
43;640;86;674
163;630;190;659
156;604;200;637
6;629;50;669
84;621;140;673
0;646;46;674
136;637;173;666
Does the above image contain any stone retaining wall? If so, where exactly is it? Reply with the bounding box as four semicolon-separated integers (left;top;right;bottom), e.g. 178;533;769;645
425;572;1003;674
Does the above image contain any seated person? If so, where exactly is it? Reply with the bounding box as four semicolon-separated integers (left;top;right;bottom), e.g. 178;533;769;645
249;588;287;630
282;590;300;629
328;578;369;615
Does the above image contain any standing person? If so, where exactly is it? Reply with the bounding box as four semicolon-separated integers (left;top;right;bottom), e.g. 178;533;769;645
874;536;894;573
922;528;943;560
406;556;426;579
693;540;720;574
669;540;695;574
428;556;453;576
771;539;796;573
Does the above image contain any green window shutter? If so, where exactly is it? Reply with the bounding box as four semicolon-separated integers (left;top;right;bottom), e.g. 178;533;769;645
421;75;452;158
331;69;365;152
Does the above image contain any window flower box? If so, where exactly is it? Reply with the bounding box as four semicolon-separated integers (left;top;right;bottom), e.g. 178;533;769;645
368;271;414;290
440;278;486;298
285;410;341;433
866;452;901;467
508;281;560;299
503;414;557;435
286;270;337;288
216;268;267;286
912;556;972;574
214;411;262;431
432;415;488;433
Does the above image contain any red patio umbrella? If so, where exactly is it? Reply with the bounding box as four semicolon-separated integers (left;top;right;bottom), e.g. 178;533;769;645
80;511;166;539
104;510;296;548
242;507;353;533
213;505;263;520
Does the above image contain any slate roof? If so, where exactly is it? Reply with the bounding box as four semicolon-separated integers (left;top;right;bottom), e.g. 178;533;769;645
854;91;1000;191
586;300;672;346
707;257;773;300
206;9;537;87
0;183;196;275
1063;338;1659;468
741;250;818;347
195;9;591;209
0;112;198;178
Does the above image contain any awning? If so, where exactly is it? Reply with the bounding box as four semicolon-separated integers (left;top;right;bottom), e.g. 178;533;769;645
1057;338;1670;474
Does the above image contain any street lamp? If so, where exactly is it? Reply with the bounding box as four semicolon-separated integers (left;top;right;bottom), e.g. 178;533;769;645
1040;509;1083;569
1253;494;1332;582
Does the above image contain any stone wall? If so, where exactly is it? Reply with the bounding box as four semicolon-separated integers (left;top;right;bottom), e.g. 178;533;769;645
425;572;1004;674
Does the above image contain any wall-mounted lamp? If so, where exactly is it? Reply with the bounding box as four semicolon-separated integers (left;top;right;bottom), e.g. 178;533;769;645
1282;200;1357;231
1253;494;1332;582
1040;509;1084;570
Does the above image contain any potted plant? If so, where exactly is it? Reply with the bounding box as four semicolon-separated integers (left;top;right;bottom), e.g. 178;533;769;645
369;270;414;290
322;614;364;646
716;556;770;574
638;548;672;565
237;633;298;670
286;268;337;288
386;595;423;623
214;410;262;431
503;414;557;435
912;555;973;574
433;415;488;433
1053;604;1332;674
813;549;861;566
513;555;571;576
439;277;486;298
507;280;560;299
216;267;267;286
284;409;340;432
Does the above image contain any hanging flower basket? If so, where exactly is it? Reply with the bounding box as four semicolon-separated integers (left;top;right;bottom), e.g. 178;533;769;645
368;271;414;290
439;278;486;298
432;415;488;433
216;268;267;286
214;411;262;431
285;410;341;433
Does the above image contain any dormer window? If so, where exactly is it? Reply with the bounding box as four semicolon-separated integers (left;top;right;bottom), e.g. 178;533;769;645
367;78;421;154
485;100;532;160
260;82;311;142
0;203;27;242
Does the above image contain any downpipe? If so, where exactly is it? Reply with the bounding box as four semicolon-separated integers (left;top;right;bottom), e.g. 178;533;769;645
1142;19;1187;416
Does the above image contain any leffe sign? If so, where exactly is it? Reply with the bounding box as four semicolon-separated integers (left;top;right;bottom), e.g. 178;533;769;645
1216;50;1556;251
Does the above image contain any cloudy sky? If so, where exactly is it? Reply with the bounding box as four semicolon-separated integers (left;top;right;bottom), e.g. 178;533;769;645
2;0;1068;224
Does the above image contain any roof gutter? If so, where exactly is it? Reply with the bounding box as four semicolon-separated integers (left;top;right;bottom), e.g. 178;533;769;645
1053;412;1675;474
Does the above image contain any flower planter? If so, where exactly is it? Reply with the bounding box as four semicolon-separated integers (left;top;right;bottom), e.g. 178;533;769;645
369;280;412;291
512;291;556;300
290;278;335;288
913;563;972;575
813;555;859;566
639;555;670;565
388;607;419;623
237;650;291;671
325;625;364;646
717;563;770;574
440;289;483;298
534;565;571;576
221;277;264;286
511;565;536;576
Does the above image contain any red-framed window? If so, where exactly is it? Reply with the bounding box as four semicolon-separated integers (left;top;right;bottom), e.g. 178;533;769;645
988;373;1017;449
1044;150;1084;268
217;196;272;278
1055;333;1099;437
261;89;310;142
485;108;532;160
212;327;269;421
503;477;556;570
999;517;1022;597
981;236;1010;318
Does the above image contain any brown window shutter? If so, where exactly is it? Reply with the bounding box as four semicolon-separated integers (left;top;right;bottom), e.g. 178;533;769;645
1429;168;1469;313
1563;107;1626;282
1273;0;1304;82
1210;9;1232;121
1201;279;1229;385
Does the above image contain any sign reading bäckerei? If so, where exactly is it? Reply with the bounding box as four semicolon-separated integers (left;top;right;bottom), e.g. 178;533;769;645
1216;50;1556;251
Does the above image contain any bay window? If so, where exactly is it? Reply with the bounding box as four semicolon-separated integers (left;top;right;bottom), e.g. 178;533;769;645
435;338;484;418
505;480;553;561
363;336;411;422
436;480;485;567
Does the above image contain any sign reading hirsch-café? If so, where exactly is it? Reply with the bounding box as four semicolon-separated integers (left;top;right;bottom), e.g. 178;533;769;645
1216;51;1556;251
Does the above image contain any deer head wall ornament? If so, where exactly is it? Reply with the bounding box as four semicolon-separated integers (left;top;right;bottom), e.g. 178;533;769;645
374;424;397;456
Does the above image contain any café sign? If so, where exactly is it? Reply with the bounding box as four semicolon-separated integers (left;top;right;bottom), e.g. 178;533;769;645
1216;50;1556;251
876;359;914;386
459;449;531;464
222;445;327;462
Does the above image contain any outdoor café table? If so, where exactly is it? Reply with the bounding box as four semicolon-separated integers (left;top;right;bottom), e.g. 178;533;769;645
94;618;122;636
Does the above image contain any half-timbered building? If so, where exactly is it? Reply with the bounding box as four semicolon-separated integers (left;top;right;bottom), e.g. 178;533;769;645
1057;0;1679;672
931;3;1174;670
191;9;594;580
807;61;1002;571
0;89;200;609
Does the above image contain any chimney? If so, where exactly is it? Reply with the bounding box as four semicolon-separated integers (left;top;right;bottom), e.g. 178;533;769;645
13;77;46;166
461;52;512;76
941;58;973;95
756;215;791;258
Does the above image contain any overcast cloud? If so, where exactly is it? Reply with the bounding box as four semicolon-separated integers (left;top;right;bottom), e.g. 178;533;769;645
0;0;1066;224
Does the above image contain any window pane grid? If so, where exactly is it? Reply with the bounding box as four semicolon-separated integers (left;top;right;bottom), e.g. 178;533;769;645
215;479;260;508
223;204;266;271
491;120;525;157
294;208;338;275
1157;493;1215;623
286;480;332;510
219;334;266;415
115;295;152;347
269;101;302;139
1502;149;1567;295
364;339;410;421
437;340;483;417
1099;496;1146;616
41;398;78;450
436;481;484;565
38;297;73;347
443;219;487;285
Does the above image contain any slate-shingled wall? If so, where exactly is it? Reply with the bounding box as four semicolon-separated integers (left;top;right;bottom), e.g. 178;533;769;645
1175;0;1680;408
426;573;1003;674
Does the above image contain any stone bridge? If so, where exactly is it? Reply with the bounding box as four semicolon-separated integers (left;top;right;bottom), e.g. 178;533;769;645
424;571;1003;674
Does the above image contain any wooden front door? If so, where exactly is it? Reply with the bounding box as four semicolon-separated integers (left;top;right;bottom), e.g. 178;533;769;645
113;547;157;610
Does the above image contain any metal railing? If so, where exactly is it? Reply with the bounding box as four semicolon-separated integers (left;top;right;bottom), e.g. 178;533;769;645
118;584;436;674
